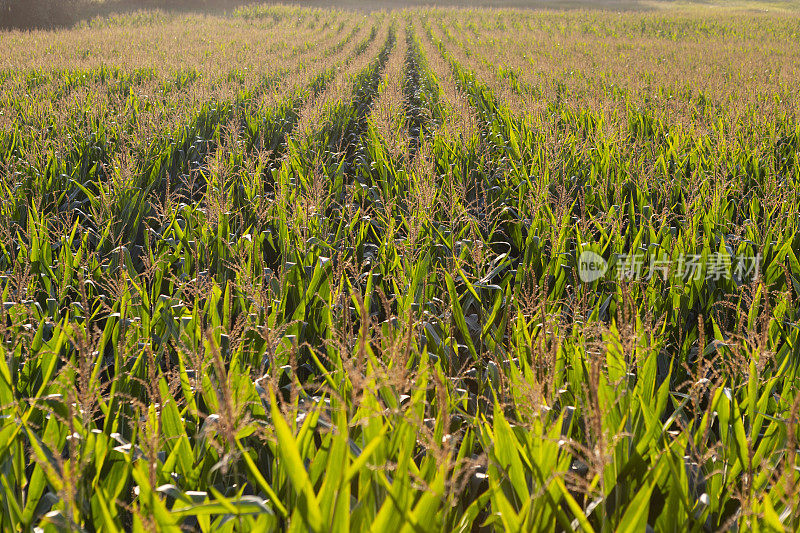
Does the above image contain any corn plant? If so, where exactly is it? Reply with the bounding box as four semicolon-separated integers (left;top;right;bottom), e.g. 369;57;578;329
0;5;799;532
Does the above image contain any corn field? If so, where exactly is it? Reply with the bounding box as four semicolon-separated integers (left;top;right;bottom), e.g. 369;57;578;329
1;4;800;531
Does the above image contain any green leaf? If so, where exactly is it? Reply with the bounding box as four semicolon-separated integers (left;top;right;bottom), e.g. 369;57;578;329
268;385;323;531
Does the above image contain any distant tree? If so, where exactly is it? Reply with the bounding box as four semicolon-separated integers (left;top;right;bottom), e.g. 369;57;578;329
0;0;79;30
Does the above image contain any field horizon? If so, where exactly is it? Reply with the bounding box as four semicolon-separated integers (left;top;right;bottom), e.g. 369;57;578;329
5;0;800;31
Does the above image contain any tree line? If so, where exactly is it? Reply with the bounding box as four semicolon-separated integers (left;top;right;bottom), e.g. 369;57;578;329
1;0;252;30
